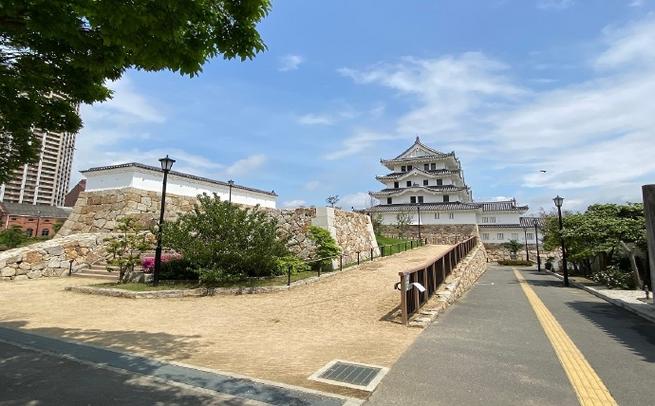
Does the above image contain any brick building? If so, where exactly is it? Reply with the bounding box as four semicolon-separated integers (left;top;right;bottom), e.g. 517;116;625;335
0;202;71;238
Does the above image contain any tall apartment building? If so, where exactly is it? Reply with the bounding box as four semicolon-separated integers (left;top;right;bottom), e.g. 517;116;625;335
0;130;76;207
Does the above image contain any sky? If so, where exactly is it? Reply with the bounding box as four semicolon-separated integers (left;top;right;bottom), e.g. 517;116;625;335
73;0;655;214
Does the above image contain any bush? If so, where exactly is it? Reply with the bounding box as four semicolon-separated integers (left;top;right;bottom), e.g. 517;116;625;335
160;258;198;281
275;255;310;275
0;226;27;249
497;259;533;266
163;193;289;283
309;226;340;271
591;265;635;290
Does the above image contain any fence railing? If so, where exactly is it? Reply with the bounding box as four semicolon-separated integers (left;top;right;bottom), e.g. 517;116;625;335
396;236;478;325
289;238;428;286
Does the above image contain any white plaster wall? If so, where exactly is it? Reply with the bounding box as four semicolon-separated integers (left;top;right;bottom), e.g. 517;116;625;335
379;210;477;225
479;228;543;243
85;167;276;208
476;212;524;224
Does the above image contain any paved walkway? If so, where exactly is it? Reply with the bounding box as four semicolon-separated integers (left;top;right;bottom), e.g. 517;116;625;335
366;265;655;405
0;326;355;405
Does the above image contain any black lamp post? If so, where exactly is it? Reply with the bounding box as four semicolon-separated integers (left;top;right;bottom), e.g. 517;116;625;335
522;224;530;262
416;204;421;239
154;155;175;286
228;180;234;203
35;210;41;238
533;218;541;272
553;195;569;287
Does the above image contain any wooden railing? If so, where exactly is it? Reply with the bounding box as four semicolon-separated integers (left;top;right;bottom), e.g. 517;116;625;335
397;236;478;325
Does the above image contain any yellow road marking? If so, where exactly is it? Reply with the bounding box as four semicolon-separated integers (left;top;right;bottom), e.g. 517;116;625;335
513;268;618;406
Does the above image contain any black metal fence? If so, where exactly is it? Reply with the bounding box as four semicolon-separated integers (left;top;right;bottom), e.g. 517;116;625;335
286;238;428;286
397;236;478;325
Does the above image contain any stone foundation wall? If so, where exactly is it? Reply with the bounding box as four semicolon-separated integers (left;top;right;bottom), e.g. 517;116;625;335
380;224;479;245
0;233;108;281
484;243;559;264
2;188;377;281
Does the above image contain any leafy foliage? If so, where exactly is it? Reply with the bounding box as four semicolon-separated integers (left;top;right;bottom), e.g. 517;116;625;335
371;213;384;235
163;193;288;283
591;265;635;290
326;195;340;208
0;0;271;182
104;217;152;282
0;226;27;249
395;210;414;237
309;226;341;260
542;203;647;287
502;239;523;255
275;255;310;275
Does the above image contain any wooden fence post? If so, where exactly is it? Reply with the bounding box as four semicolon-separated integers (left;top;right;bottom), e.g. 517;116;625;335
643;185;655;302
400;272;408;325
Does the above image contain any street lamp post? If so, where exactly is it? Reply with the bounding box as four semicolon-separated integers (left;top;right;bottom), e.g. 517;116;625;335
35;210;41;238
553;195;569;287
522;225;530;262
228;180;234;203
154;155;175;286
416;204;421;239
533;219;541;272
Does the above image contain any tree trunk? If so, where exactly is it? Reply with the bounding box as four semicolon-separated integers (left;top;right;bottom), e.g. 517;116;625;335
619;241;643;290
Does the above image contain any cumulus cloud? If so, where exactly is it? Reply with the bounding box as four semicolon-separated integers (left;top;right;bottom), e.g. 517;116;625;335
297;113;334;126
339;192;372;210
282;199;307;208
278;54;304;72
223;154;267;177
323;130;395;160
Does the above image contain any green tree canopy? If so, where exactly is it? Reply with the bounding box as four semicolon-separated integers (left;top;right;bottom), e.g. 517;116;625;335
0;0;270;183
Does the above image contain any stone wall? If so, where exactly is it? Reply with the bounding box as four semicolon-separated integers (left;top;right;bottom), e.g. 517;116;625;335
484;243;559;264
379;224;479;245
2;188;377;281
0;233;107;281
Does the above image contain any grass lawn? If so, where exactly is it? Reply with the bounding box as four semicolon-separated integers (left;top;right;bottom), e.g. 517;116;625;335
91;270;322;291
376;234;421;256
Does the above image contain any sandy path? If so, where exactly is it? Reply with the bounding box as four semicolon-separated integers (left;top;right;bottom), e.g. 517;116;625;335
0;245;450;397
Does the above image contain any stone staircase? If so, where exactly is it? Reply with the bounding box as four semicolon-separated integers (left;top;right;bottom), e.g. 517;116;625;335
70;262;119;281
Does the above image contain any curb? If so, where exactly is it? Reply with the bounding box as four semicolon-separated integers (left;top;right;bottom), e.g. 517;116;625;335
543;269;655;325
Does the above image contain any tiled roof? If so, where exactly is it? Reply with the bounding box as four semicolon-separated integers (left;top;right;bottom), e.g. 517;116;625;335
520;216;545;227
0;202;72;218
392;136;447;160
376;185;463;193
369;202;480;212
376;168;459;179
81;162;277;197
478;224;524;229
479;200;529;212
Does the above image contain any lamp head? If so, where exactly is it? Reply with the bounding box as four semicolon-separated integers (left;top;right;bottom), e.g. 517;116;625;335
553;195;564;208
159;155;175;172
228;180;234;186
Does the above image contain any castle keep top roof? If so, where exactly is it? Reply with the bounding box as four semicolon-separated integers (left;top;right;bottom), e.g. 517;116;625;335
380;137;457;169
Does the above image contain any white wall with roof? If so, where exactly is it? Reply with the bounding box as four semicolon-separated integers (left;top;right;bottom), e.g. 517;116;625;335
84;166;277;208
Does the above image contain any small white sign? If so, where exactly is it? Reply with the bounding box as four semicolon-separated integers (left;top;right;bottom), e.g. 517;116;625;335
404;274;411;291
412;282;426;293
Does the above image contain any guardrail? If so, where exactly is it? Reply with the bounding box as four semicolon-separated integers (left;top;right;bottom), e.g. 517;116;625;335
396;236;477;325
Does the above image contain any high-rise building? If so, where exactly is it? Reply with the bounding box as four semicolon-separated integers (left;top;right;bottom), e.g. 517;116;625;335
0;130;76;206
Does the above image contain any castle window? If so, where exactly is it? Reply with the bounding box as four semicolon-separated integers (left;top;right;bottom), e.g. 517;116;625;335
449;212;455;220
497;233;504;240
410;196;417;204
482;233;489;241
435;212;440;219
394;182;399;189
437;179;443;186
401;166;406;172
423;179;428;186
443;195;450;202
25;228;33;237
431;163;436;170
407;165;412;171
406;181;412;187
41;229;50;237
387;197;392;204
424;163;429;170
418;196;424;203
527;232;534;240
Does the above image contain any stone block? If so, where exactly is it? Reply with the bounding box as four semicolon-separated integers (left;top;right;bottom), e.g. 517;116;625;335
27;270;43;279
1;267;16;277
45;245;65;256
13;275;28;281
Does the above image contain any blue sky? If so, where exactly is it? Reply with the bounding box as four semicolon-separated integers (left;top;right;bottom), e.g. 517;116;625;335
74;0;655;213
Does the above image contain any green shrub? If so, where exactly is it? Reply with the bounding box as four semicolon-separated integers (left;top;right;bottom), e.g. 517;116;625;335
591;265;635;290
159;258;198;281
163;193;289;283
0;226;27;249
497;259;533;266
309;226;341;271
275;255;309;275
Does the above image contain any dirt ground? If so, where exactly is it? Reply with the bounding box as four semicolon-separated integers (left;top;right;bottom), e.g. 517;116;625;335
0;245;450;397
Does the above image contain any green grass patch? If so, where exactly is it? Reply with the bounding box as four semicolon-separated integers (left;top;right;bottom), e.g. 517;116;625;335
93;281;200;291
376;234;421;256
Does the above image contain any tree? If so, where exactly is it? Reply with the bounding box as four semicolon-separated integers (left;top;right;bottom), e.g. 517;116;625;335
0;226;27;249
1;0;271;183
371;213;384;235
502;239;523;260
104;217;152;282
395;210;414;238
542;203;647;288
326;195;340;208
309;225;341;264
163;193;289;283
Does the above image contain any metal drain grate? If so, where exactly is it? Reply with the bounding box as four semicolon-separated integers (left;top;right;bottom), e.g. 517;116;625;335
309;360;388;391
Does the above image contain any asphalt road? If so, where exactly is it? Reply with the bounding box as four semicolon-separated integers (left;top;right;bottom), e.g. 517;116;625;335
366;265;655;406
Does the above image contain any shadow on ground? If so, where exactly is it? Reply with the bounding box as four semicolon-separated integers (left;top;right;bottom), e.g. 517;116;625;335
565;301;655;364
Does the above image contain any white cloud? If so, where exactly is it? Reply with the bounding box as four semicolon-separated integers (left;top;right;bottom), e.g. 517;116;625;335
338;16;655;208
536;0;574;10
629;0;645;7
339;192;372;210
282;199;307;208
99;78;165;123
297;114;334;126
223;154;267;177
278;54;304;72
